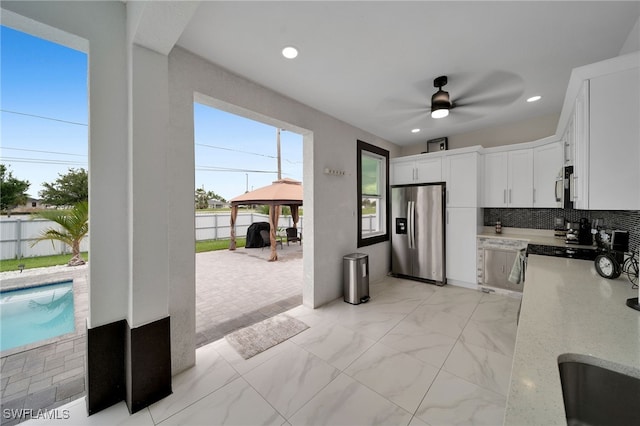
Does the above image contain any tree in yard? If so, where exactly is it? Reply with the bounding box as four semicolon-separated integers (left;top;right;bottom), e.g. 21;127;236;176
31;201;89;266
39;168;88;207
0;164;30;212
195;187;227;209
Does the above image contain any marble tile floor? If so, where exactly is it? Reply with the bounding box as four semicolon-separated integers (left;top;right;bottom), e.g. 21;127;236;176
21;277;521;426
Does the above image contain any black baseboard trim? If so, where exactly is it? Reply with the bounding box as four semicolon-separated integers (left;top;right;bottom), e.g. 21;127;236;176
86;316;172;416
86;319;126;415
126;316;173;414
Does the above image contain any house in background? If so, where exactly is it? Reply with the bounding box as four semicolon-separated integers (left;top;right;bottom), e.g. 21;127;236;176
1;0;637;419
11;197;44;213
207;198;229;209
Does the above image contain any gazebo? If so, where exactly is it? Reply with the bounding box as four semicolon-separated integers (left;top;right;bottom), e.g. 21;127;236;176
229;178;303;261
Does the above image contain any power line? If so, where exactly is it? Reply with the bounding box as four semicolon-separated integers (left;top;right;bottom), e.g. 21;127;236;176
196;165;277;174
195;142;276;159
195;142;302;164
0;147;86;157
1;109;88;127
0;156;87;166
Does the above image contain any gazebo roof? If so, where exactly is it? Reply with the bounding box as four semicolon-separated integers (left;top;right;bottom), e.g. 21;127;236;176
230;178;303;206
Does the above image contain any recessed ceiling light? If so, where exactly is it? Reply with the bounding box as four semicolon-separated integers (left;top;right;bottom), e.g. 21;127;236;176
411;128;421;133
527;95;542;103
282;46;298;59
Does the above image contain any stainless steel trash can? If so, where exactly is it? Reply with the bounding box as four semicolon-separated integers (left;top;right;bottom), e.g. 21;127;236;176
343;253;370;304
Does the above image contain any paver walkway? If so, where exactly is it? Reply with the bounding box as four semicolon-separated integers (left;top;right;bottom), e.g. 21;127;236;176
0;244;302;425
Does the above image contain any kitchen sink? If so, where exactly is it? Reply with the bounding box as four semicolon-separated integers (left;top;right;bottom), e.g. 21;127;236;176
558;354;640;426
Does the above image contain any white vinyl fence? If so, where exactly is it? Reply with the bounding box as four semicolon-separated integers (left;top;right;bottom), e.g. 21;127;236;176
194;212;304;241
0;217;90;261
2;212;376;260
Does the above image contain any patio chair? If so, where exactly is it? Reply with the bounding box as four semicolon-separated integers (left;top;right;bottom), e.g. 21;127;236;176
286;227;301;245
260;230;282;249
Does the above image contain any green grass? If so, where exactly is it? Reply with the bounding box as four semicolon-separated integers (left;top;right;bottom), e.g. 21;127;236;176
196;238;246;253
0;252;89;273
1;238;244;273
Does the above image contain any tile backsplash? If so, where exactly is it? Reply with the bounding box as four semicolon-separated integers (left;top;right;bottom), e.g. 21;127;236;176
484;208;640;252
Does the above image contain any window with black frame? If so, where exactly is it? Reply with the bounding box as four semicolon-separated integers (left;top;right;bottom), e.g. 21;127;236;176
357;140;389;247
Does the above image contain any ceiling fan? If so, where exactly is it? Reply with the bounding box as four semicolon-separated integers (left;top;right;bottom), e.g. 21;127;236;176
380;71;525;128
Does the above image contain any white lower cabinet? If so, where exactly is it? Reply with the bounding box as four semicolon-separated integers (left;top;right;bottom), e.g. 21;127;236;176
446;207;479;286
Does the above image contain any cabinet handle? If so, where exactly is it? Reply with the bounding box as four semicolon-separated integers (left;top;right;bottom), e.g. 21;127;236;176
415;168;419;181
446;210;449;225
446;190;449;204
533;188;536;203
503;189;506;204
509;189;512;204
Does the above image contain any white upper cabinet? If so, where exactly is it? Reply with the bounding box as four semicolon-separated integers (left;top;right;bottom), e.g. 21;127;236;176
415;156;442;183
483;152;508;207
483;149;533;207
391;158;418;185
572;81;589;209
533;142;563;208
443;152;479;207
390;155;441;185
507;149;534;207
558;52;639;210
587;67;640;210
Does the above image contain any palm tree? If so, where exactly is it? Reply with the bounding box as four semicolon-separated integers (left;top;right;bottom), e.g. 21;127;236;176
31;201;88;266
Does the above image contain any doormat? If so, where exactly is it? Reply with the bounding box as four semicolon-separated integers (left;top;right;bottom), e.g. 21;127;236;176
225;314;309;359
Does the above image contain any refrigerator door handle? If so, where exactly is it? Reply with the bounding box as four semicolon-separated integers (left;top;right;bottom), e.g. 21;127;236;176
407;201;412;249
408;201;415;249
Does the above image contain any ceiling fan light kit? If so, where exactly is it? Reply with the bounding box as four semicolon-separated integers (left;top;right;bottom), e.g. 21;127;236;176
430;75;453;119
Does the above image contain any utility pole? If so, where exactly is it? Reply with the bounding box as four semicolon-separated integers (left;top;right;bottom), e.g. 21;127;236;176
276;128;282;180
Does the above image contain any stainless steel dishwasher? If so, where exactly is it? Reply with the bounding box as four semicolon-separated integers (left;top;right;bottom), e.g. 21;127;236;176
483;248;523;292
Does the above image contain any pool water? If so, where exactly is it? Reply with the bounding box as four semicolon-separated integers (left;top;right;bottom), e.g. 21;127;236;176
1;281;75;352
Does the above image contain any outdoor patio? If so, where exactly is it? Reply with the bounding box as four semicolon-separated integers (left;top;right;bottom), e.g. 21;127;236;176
0;243;302;425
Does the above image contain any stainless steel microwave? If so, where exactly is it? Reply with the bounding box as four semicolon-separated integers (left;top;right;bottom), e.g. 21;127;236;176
563;166;574;209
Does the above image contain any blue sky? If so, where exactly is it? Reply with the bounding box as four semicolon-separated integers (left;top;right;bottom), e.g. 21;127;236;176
1;25;302;202
1;25;88;198
194;104;303;201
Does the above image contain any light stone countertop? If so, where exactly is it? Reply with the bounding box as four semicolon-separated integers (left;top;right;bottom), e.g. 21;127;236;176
503;254;640;425
478;227;597;250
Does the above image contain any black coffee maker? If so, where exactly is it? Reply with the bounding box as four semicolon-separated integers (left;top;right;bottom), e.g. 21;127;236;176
578;217;592;245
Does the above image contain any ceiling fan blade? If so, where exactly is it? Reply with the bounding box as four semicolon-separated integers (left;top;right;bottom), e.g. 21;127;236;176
449;70;525;109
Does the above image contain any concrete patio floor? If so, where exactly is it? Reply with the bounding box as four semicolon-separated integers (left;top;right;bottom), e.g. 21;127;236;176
0;243;302;425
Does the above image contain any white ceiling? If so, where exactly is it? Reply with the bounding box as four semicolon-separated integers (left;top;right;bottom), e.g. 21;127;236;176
175;1;639;146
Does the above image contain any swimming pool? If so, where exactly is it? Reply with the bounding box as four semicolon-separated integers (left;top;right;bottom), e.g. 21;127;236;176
1;281;75;352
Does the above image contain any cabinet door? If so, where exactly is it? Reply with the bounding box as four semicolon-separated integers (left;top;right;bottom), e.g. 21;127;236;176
533;142;562;208
507;149;533;207
483;152;508;207
446;207;478;285
414;157;442;183
443;153;478;207
391;159;415;185
589;67;640;209
573;82;589;209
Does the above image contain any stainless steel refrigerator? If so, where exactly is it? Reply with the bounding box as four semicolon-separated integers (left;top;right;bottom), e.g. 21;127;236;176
391;183;446;285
